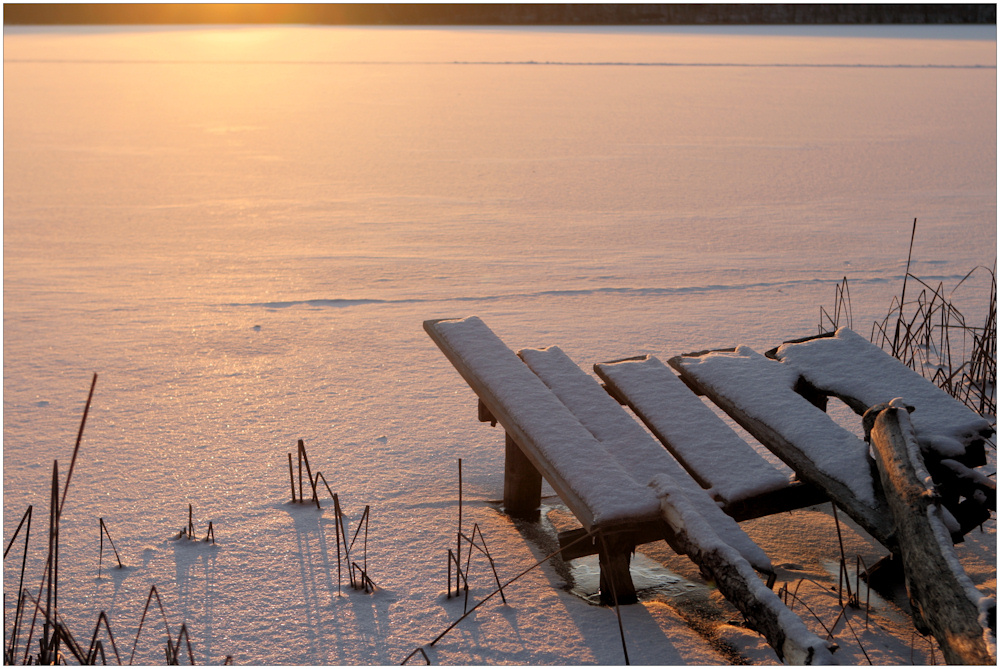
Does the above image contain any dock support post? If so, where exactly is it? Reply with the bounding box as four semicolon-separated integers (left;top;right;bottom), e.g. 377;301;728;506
598;533;638;606
503;433;542;520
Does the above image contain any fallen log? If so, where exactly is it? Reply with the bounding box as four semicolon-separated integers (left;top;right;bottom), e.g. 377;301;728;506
866;400;996;665
651;475;837;665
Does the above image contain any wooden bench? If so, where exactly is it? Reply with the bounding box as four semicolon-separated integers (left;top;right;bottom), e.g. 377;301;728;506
425;317;836;663
593;354;827;520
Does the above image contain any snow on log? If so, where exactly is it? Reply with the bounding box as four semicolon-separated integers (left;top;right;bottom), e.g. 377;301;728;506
866;401;996;665
650;475;837;665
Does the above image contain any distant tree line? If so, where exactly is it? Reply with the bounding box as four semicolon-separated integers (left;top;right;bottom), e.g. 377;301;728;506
4;3;996;26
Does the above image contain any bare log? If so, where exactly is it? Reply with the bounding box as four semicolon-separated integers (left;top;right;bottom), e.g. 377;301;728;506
867;402;995;665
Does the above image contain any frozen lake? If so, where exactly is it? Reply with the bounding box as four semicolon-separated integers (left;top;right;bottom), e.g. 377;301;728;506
3;25;996;665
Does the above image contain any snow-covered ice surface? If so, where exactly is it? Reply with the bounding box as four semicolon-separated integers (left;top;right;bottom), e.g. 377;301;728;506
3;25;996;664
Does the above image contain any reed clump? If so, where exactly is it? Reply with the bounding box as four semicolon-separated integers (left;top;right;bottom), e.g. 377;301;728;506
285;438;376;594
819;220;997;419
3;375;219;665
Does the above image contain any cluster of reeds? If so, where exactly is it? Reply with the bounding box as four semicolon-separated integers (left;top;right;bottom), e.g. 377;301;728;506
446;459;505;613
4;374;98;664
776;567;942;665
171;504;216;544
285;439;375;593
769;500;954;664
819;220;997;418
3;375;223;665
870;263;997;418
402;460;632;665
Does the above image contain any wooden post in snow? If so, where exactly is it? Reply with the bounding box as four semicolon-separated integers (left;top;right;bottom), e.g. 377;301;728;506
597;532;638;606
503;433;542;521
866;402;995;665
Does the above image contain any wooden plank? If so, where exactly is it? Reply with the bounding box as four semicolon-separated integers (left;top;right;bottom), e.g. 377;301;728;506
594;355;791;507
424;317;660;532
867;403;995;665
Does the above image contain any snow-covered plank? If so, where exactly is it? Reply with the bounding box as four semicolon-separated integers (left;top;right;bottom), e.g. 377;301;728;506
669;346;895;549
592;354;791;507
651;475;837;665
519;345;772;573
773;327;994;464
424;317;661;529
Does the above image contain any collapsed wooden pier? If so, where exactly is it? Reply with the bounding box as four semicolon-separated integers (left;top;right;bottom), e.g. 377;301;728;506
425;317;996;665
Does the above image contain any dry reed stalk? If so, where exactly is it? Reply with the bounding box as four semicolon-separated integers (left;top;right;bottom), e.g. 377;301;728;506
459;524;506;606
295;440;321;509
98;517;124;576
173;623;196;665
86;611;121;666
351;562;377;593
428;528;597;647
447;549;469;600
348;506;370;572
400;646;431;665
128;585;173;665
333;493;349;593
457;459;463;599
819;277;853;333
4;506;33;663
298;441;304;502
58;373;97;518
314;471;337;503
42;460;59;664
841;610;873;664
783;588;837;640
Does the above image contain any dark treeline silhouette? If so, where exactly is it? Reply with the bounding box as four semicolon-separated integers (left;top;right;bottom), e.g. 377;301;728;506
4;3;997;26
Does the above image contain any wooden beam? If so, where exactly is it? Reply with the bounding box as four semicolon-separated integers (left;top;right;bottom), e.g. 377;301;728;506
558;521;668;561
867;404;995;665
721;481;828;522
